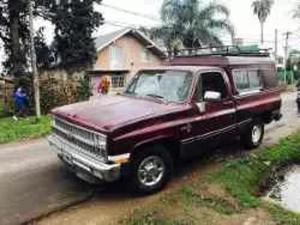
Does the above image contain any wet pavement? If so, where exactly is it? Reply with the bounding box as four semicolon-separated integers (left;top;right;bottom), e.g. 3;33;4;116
266;165;300;212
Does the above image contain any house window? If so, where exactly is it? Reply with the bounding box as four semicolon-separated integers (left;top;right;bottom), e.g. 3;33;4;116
111;74;125;88
141;47;152;62
110;45;124;69
233;69;263;94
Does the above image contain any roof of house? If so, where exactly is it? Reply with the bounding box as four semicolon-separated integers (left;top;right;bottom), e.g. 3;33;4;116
94;28;166;59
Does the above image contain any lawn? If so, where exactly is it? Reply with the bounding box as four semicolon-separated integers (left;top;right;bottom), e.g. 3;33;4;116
0;99;6;118
0;116;52;144
123;131;300;225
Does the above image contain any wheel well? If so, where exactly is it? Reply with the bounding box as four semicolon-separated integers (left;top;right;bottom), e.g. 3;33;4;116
261;112;273;124
130;139;180;162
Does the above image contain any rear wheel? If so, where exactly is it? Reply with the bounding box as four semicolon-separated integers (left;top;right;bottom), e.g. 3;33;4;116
242;120;264;149
129;146;173;194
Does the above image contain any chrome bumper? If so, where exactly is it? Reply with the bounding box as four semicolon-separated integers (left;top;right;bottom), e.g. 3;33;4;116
48;135;120;182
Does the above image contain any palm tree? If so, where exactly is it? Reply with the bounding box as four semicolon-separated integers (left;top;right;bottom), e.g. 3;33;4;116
252;0;274;45
148;0;234;51
293;2;300;19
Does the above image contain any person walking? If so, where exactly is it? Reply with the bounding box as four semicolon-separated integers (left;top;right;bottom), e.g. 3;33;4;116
13;87;28;121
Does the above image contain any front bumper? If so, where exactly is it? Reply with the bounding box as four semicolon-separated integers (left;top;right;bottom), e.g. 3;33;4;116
48;135;121;182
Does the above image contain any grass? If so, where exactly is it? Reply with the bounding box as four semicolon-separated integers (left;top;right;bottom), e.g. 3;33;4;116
0;100;6;118
123;131;300;225
0;115;51;144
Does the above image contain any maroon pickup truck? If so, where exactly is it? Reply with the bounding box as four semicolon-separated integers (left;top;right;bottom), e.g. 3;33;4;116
48;50;282;194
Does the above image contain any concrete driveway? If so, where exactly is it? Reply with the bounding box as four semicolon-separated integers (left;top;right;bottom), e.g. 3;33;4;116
0;92;298;225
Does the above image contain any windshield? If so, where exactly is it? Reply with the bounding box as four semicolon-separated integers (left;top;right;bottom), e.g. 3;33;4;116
125;70;193;102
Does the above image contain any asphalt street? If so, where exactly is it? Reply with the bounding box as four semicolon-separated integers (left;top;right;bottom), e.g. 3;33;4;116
0;139;93;225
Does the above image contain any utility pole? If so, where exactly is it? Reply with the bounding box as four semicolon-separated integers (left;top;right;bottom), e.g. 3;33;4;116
274;29;278;63
284;31;291;84
28;0;41;119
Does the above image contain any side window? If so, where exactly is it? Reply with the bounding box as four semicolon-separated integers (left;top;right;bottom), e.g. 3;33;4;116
234;70;249;90
201;72;228;99
233;69;262;94
248;70;262;89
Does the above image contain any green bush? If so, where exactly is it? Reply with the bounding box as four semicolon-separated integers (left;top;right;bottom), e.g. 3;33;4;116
40;72;91;113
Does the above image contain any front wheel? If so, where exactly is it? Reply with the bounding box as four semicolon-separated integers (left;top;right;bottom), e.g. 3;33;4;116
129;146;173;194
242;120;264;149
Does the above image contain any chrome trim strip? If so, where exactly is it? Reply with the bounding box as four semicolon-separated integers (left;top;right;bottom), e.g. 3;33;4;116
181;124;237;144
181;119;253;144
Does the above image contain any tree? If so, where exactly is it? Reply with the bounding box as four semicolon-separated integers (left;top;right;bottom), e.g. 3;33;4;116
148;0;234;52
34;27;52;70
294;3;300;19
43;0;103;72
0;0;30;77
252;0;274;45
0;0;103;75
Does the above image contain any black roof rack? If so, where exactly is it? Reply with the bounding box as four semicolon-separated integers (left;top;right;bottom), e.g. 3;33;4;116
167;45;271;58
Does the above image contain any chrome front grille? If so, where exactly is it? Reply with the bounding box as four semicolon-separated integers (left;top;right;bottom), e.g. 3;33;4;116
52;117;107;160
54;117;96;145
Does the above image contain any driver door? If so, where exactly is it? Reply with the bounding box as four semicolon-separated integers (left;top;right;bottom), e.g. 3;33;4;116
181;70;237;159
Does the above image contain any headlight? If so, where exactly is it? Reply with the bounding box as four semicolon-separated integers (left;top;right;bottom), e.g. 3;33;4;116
94;134;107;157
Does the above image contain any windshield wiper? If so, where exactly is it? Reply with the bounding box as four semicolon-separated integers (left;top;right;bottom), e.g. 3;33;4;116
146;94;164;99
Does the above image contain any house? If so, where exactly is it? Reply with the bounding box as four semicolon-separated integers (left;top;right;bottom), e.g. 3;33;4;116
90;28;166;95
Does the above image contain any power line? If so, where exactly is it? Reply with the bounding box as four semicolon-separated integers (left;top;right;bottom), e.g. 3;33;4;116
103;20;154;29
99;3;160;22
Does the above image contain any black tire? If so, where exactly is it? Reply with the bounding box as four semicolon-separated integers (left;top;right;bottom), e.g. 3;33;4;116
129;145;173;194
242;120;265;149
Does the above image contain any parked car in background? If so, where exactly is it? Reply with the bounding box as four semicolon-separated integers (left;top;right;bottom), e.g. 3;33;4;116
48;47;282;194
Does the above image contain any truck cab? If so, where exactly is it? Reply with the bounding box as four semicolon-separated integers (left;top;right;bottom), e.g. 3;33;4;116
48;47;282;194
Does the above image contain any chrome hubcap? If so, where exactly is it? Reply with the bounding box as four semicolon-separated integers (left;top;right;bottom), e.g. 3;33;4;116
137;156;165;187
252;125;262;144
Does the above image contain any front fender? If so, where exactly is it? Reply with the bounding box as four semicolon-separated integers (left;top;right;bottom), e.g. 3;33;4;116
133;135;176;150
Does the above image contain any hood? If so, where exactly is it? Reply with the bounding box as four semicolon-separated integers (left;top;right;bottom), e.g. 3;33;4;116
52;95;184;132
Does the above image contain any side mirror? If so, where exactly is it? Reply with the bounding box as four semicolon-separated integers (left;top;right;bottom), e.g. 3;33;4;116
204;91;221;102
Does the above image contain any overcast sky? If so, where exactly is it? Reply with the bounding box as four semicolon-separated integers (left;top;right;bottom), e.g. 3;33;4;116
96;0;300;55
1;0;300;72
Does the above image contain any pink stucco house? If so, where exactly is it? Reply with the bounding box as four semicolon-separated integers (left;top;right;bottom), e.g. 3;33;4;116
89;28;166;95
